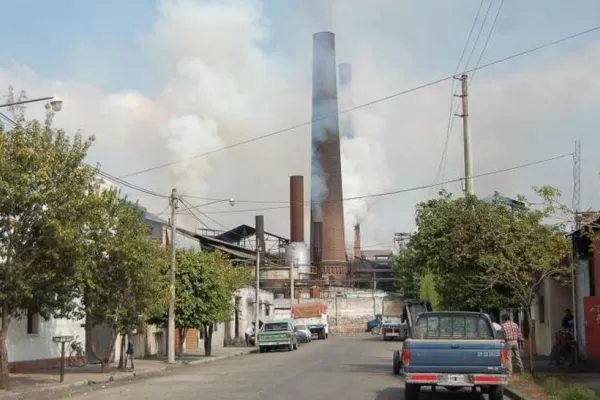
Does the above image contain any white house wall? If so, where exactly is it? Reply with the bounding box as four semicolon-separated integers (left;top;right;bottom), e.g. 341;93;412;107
533;278;572;356
7;314;85;372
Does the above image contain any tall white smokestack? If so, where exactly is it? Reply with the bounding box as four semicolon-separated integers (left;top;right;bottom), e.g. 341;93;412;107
338;63;354;139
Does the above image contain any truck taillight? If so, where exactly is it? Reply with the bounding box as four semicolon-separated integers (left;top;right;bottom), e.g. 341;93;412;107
402;349;410;367
501;349;508;368
287;332;292;338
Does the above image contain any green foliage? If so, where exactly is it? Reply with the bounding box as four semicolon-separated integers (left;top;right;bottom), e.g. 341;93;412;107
544;376;565;396
0;120;97;388
393;187;569;311
418;270;440;310
78;188;169;364
558;385;597;400
149;249;252;353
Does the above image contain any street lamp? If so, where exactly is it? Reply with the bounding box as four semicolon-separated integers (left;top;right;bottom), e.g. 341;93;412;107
183;197;235;213
1;96;63;112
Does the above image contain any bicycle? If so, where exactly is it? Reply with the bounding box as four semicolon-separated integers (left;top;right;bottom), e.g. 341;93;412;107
68;336;88;367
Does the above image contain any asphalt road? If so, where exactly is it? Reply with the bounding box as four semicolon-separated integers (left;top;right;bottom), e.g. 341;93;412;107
57;335;503;400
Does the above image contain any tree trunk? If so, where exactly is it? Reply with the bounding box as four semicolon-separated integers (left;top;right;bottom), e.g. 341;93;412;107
118;334;126;369
0;303;11;390
178;328;188;355
203;325;213;356
99;330;118;373
527;314;535;373
224;321;232;347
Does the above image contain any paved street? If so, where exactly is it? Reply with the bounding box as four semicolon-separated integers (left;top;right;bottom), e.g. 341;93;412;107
55;336;501;400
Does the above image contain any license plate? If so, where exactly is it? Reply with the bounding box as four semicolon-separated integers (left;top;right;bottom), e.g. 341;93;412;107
446;375;467;384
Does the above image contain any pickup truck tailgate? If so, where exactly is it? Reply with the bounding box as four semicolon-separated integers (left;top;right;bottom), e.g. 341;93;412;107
407;339;504;374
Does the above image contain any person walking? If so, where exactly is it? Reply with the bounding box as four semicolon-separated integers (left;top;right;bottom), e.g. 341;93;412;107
501;314;524;375
245;323;255;347
124;339;135;369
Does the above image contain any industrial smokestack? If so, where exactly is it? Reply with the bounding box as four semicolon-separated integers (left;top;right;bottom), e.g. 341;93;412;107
338;62;354;139
311;221;323;276
310;31;347;281
353;224;361;260
290;176;304;243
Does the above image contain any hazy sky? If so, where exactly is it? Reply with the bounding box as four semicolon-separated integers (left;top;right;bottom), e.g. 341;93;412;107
1;0;599;251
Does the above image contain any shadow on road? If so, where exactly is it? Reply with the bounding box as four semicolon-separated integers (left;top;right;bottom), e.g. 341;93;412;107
375;387;486;399
344;363;393;374
374;387;404;399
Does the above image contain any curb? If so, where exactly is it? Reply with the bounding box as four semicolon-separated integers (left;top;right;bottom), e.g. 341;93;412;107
504;386;529;400
3;349;259;399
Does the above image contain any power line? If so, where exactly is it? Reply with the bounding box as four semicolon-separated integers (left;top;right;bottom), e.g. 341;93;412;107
434;0;505;191
197;153;572;215
0;112;169;199
118;25;600;180
429;0;486;196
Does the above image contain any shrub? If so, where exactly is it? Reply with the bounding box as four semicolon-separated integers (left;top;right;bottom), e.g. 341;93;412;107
559;385;597;400
544;377;565;396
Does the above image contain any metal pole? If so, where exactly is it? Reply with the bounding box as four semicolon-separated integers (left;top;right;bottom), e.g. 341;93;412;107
255;249;260;346
571;140;581;365
373;271;377;315
0;96;54;108
458;74;474;195
59;342;66;383
167;188;178;364
290;258;295;307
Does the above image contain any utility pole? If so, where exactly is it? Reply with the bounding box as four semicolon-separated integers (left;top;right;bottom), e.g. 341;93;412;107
372;271;377;315
167;188;178;364
254;249;260;345
456;74;474;195
290;258;295;307
571;140;581;365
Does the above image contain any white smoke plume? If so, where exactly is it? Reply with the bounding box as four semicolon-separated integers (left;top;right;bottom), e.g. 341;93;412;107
2;0;600;246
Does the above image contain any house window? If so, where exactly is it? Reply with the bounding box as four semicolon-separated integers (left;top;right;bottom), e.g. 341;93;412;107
538;296;545;323
27;309;39;335
265;306;270;317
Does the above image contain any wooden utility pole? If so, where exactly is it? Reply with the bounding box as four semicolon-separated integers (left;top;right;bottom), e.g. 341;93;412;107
457;74;474;195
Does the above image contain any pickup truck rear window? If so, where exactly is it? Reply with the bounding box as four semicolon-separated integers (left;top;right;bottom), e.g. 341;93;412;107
264;323;289;331
412;315;494;339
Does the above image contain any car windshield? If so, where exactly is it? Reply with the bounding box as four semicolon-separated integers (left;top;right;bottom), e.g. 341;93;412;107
264;323;289;331
295;325;307;330
412;314;494;339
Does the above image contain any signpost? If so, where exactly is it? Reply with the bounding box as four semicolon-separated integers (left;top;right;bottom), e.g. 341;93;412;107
52;336;74;383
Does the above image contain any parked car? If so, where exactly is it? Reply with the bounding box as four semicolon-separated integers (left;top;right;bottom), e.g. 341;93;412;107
393;311;508;400
258;319;298;353
295;324;312;343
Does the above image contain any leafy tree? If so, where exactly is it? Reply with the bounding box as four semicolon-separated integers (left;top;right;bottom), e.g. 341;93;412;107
393;190;517;311
0;120;97;389
150;250;251;356
418;270;440;310
79;188;169;372
477;186;570;371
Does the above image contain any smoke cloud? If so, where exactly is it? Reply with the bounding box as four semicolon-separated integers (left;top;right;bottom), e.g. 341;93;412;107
2;0;600;247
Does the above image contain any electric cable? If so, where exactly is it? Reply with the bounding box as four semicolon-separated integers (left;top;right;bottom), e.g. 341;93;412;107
429;0;487;197
118;24;600;180
196;153;573;215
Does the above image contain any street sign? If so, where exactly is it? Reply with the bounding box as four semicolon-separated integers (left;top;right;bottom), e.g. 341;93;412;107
52;336;74;343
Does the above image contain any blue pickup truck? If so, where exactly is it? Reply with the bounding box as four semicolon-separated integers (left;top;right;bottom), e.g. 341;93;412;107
393;311;508;400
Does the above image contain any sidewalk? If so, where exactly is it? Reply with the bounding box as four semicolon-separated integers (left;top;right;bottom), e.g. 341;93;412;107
3;346;257;399
506;353;600;399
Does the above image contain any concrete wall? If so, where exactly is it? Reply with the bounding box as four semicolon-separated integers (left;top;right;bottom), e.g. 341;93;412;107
576;258;591;358
7;313;85;372
533;277;573;356
273;293;385;335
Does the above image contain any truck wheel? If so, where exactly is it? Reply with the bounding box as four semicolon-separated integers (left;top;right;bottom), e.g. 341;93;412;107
392;350;401;375
260;346;266;354
488;385;504;400
383;334;388;341
319;329;325;340
325;332;328;339
293;343;298;350
404;384;419;400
